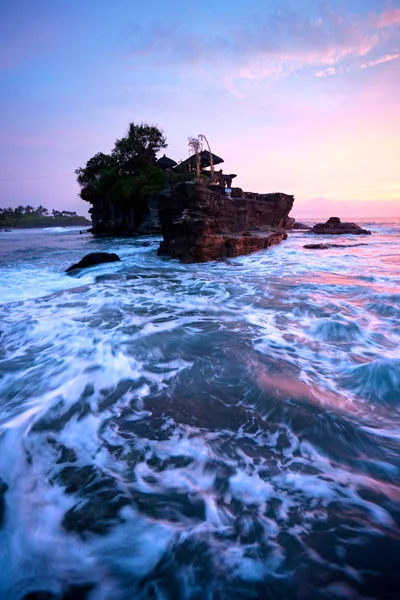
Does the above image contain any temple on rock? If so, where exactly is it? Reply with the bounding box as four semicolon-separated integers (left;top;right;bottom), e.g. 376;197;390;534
86;132;295;261
156;154;177;170
176;150;224;173
164;147;238;193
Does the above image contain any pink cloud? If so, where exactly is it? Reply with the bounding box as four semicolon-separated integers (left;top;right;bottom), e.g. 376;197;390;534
316;66;336;77
377;8;400;28
361;53;400;69
123;2;400;87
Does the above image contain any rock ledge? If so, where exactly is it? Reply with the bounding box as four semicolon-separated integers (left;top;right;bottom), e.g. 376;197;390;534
158;181;294;262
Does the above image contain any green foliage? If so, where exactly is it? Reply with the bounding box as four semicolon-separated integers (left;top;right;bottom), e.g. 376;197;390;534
75;153;116;189
75;122;196;232
112;122;167;171
75;121;177;222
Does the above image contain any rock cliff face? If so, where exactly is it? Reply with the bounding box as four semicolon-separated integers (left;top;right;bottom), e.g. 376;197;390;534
158;182;294;262
89;196;160;236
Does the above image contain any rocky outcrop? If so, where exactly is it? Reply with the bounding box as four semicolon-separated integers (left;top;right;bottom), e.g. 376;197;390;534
309;217;371;235
89;196;160;236
158;181;294;262
66;252;120;273
290;222;311;230
135;196;161;234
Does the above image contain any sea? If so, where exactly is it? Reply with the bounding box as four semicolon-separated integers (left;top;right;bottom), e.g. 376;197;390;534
0;220;399;600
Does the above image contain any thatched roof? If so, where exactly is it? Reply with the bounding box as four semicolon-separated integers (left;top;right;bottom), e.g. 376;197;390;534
178;150;224;170
156;154;177;168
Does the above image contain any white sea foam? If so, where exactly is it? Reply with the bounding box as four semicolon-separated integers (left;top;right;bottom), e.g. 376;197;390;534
0;224;399;598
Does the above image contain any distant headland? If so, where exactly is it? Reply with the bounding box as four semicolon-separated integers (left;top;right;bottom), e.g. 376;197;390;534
0;206;90;229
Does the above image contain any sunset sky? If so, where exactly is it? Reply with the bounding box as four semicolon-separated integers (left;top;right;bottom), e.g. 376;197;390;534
1;0;399;218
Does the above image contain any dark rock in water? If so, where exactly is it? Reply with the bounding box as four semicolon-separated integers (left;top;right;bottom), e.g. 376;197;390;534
291;221;311;230
158;181;294;262
285;217;296;229
1;229;12;232
21;583;95;600
65;252;120;273
0;477;8;527
304;242;369;250
310;217;371;235
330;242;368;248
54;464;131;535
21;592;57;599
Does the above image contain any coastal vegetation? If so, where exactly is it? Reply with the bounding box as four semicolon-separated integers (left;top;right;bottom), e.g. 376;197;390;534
75;122;194;235
0;206;90;228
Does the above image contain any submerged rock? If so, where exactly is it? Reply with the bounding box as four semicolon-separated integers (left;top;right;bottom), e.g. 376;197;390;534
309;217;371;235
65;252;120;273
158;181;294;262
304;242;369;249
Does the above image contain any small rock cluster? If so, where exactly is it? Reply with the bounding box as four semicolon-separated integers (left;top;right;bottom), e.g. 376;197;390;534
309;216;371;235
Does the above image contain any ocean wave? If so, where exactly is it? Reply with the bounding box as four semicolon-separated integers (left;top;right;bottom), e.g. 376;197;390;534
341;358;400;406
308;318;363;343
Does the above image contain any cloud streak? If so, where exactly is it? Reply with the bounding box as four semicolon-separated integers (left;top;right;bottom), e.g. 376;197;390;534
361;52;400;69
122;3;399;84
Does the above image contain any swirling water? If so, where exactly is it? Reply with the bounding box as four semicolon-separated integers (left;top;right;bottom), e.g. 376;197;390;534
0;222;399;600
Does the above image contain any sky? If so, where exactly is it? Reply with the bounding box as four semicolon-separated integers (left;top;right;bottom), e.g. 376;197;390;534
0;0;399;219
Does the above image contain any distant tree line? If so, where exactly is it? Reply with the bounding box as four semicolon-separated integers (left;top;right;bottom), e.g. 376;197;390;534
0;205;90;228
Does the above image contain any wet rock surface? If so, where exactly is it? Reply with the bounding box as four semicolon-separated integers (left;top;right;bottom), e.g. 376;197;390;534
158;181;294;262
21;584;94;600
304;242;369;249
309;216;371;235
65;252;120;273
89;196;161;236
289;221;311;230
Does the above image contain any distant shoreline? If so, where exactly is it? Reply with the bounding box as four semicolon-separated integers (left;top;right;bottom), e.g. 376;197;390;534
0;217;91;229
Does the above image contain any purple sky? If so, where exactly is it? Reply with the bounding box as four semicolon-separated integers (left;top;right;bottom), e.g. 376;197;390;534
1;0;399;218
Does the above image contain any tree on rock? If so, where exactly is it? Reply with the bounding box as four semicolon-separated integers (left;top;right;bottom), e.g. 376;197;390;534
112;122;167;172
75;122;171;235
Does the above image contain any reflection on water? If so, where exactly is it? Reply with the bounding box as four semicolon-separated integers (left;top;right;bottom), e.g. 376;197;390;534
0;223;399;599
